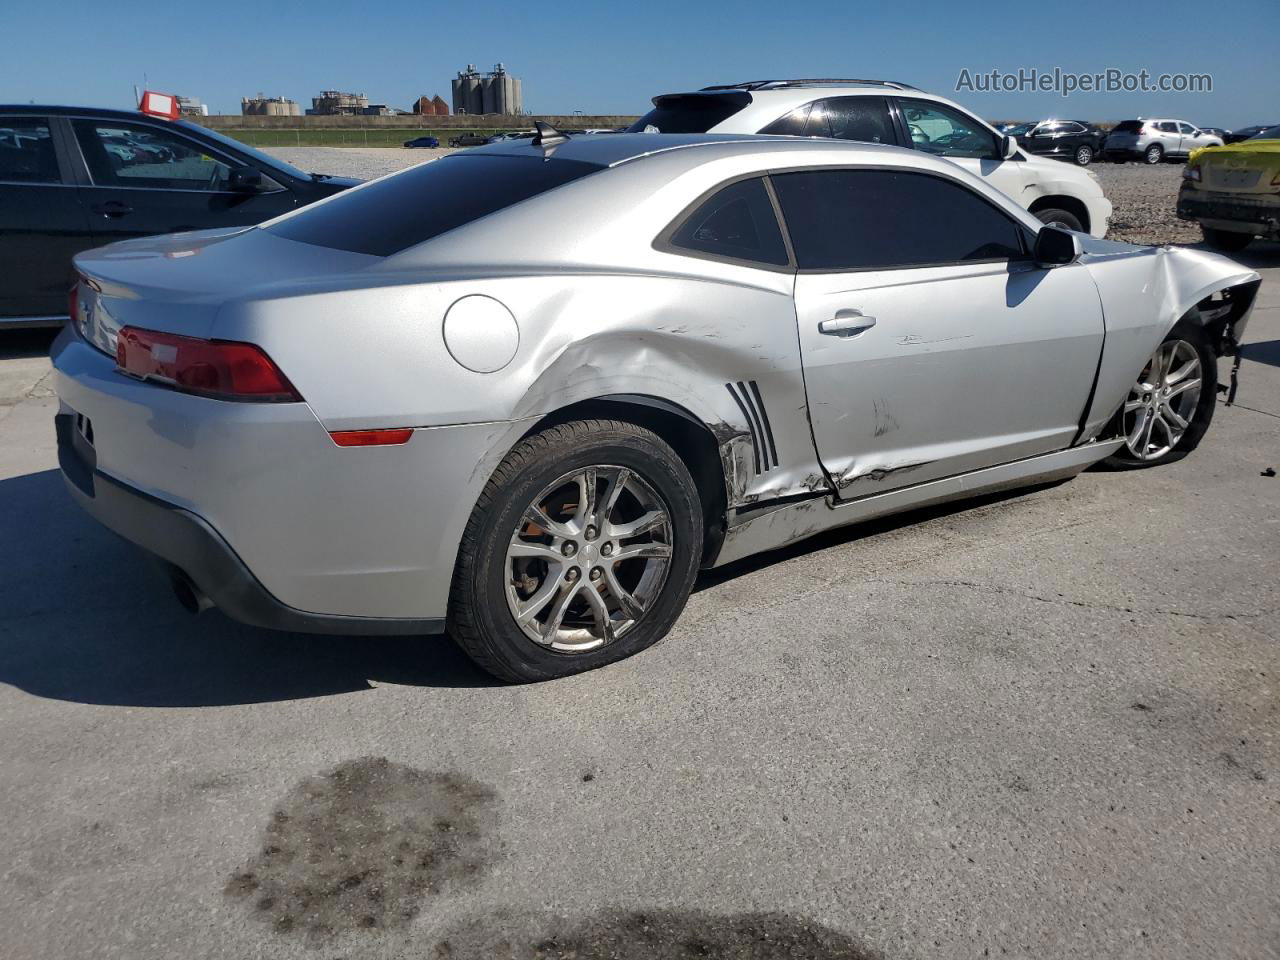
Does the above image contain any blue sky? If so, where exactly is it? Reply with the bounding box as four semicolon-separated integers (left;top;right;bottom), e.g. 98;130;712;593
5;0;1277;128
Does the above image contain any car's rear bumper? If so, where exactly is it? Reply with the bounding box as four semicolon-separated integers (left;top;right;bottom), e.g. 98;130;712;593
52;325;533;628
1176;188;1280;236
56;421;445;635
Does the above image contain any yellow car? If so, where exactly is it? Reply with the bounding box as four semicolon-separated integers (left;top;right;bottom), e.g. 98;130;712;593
1177;125;1280;251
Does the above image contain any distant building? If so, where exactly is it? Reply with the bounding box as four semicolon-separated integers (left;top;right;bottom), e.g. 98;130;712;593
241;95;302;117
308;90;370;116
452;63;523;116
176;96;208;117
411;95;450;116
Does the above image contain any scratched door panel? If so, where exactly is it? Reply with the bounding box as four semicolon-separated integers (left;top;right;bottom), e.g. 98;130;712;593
793;260;1105;498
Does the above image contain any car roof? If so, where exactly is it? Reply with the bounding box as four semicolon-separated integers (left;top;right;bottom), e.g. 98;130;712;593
460;130;916;169
0;104;165;121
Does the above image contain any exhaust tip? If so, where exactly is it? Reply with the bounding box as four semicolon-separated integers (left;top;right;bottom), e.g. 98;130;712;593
169;568;213;615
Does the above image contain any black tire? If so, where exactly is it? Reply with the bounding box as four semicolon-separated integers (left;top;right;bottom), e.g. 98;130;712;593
1144;143;1164;164
1033;208;1084;232
1074;145;1094;166
448;419;703;683
1201;225;1254;252
1102;319;1217;470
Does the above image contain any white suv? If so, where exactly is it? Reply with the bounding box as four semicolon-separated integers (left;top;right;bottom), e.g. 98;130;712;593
630;79;1112;236
1102;119;1224;165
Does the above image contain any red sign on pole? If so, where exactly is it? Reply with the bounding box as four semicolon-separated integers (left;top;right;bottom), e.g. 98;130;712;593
138;90;180;120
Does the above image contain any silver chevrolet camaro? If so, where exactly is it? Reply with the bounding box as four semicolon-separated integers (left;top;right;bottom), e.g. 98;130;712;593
54;130;1261;682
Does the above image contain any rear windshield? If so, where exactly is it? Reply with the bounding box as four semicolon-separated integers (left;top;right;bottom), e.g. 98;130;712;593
1112;120;1144;133
627;93;750;134
265;154;603;256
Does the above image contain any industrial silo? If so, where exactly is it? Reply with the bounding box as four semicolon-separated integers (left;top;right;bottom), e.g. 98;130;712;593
480;75;497;115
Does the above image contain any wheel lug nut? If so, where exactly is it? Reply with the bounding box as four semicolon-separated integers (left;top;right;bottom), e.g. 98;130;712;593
600;543;613;557
565;567;580;582
561;542;577;557
590;568;602;582
585;525;598;541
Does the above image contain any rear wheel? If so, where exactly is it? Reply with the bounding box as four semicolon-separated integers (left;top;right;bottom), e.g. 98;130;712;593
1144;143;1164;164
1103;322;1217;469
1075;144;1094;165
1201;225;1254;252
448;419;703;682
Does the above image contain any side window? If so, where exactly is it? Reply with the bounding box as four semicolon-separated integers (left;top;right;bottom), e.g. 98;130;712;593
1156;121;1178;133
771;169;1026;271
758;103;813;137
665;177;789;267
0;119;60;184
896;99;999;159
73;121;232;190
1177;122;1195;135
809;97;894;144
1062;122;1086;134
1037;122;1063;136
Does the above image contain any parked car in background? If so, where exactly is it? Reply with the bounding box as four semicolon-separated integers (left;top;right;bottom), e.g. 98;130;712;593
487;131;536;144
54;131;1259;681
629;79;1112;235
0;104;360;328
1200;127;1230;141
1178;124;1280;251
1103;119;1224;164
448;133;490;147
1225;124;1279;144
1000;119;1106;165
403;135;440;149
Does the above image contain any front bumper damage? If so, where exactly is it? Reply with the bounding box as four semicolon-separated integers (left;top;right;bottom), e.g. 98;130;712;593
1177;188;1280;238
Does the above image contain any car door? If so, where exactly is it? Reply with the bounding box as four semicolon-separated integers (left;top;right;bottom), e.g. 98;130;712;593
1154;121;1181;154
70;118;300;246
893;97;1032;205
1178;122;1206;152
0;115;94;320
772;166;1105;498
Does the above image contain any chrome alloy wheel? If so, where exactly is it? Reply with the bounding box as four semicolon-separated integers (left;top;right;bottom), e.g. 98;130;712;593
1122;339;1203;461
504;465;674;652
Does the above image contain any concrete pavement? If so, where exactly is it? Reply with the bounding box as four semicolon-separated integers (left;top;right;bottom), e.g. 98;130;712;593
0;247;1277;960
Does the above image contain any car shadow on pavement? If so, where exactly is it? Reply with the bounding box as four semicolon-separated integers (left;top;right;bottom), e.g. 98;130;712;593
0;469;497;708
0;328;58;360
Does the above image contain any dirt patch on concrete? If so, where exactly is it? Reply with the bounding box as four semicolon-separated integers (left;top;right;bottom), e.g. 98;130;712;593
226;757;497;937
433;908;879;959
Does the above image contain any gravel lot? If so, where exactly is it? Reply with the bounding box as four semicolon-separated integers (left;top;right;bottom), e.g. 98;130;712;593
0;147;1277;960
268;147;1202;246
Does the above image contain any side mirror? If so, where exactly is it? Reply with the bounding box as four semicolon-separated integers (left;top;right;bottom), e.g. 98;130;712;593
1034;225;1081;267
1001;135;1019;159
227;166;265;192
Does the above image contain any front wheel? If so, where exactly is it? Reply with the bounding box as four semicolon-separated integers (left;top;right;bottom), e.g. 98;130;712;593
1075;145;1094;165
1201;225;1254;252
1103;322;1217;469
448;419;703;682
1034;208;1084;232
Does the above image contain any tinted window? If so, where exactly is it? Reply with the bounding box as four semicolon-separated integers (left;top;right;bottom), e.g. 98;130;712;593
897;99;999;159
759;103;813;137
627;93;750;133
1062;122;1086;133
1156;122;1178;133
267;154;603;257
807;97;894;144
1113;120;1144;133
0;119;59;183
74;120;233;190
772;169;1025;270
1249;125;1280;140
667;177;788;266
1178;122;1195;134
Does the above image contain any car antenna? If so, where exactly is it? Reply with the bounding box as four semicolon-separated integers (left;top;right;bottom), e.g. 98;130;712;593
531;120;569;147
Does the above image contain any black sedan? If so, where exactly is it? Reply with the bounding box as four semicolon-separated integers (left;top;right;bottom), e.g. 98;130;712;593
1225;124;1280;144
1002;119;1106;165
0;105;360;328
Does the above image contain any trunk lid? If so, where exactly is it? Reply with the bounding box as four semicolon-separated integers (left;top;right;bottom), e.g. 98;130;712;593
72;226;379;356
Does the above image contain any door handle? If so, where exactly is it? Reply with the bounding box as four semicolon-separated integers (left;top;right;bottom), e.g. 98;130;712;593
93;201;133;219
818;310;877;337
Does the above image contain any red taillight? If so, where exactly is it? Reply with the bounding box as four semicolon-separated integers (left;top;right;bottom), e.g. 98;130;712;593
68;283;79;325
115;326;301;402
329;428;414;447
